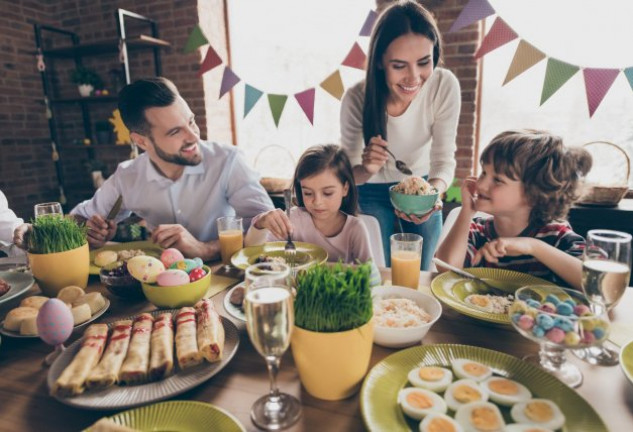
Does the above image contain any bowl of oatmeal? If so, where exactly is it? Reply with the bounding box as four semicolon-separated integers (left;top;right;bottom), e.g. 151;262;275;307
371;285;442;348
389;176;440;216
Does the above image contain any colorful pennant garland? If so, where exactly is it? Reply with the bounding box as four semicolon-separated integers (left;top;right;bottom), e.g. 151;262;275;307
451;0;630;117
188;10;376;127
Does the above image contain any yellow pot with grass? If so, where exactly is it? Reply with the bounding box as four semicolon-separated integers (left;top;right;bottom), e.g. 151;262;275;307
28;243;90;296
291;320;374;400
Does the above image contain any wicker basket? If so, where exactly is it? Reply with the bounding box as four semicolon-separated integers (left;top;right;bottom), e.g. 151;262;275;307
577;141;630;206
254;144;295;194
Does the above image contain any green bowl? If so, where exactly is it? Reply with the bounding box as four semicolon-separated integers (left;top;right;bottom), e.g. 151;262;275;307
141;265;211;308
388;186;439;216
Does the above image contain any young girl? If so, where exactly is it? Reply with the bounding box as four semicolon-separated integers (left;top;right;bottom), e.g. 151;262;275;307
435;130;591;289
245;144;377;270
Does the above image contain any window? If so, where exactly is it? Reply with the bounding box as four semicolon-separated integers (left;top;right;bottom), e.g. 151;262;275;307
478;1;633;188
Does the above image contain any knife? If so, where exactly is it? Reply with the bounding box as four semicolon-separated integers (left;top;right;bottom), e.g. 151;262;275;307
106;195;123;221
432;257;509;297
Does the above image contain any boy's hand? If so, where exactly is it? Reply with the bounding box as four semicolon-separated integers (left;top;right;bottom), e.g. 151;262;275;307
254;209;293;240
472;237;535;265
460;176;478;215
361;135;389;175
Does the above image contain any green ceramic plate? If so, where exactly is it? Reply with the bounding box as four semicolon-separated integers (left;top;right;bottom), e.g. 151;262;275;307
85;400;245;431
431;268;553;325
89;241;163;274
620;339;633;385
231;241;327;270
360;343;607;432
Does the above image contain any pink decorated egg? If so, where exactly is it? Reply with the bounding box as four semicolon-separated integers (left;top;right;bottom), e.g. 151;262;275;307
160;248;185;268
156;269;190;287
36;298;74;346
128;256;165;283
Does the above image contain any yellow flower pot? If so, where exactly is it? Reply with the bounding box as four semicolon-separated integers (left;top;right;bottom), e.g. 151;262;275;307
291;320;374;400
28;243;90;297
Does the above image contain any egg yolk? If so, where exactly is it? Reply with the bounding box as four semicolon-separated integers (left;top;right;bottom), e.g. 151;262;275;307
419;367;445;381
471;407;501;431
488;378;519;395
469;295;490;307
406;391;434;409
427;417;456;432
525;401;554;422
454;385;482;403
463;362;489;376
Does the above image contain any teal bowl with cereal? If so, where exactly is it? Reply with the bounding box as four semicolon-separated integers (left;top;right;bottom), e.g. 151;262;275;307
141;265;211;308
388;185;439;216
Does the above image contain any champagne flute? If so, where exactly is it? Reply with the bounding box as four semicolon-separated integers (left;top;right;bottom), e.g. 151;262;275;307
34;202;63;219
575;229;631;366
244;263;301;430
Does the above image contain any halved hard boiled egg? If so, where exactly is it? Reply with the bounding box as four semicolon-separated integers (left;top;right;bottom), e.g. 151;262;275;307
398;387;448;420
419;413;464;432
444;379;489;411
505;424;554;432
455;401;506;432
451;358;492;382
408;366;453;392
480;377;532;406
464;294;495;313
510;399;565;430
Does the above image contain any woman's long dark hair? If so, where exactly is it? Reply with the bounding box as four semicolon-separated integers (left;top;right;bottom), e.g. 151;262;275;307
362;0;442;146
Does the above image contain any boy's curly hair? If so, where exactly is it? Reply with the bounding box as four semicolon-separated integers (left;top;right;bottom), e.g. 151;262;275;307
480;129;592;226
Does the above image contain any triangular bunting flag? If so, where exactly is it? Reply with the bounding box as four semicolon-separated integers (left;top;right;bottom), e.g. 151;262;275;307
198;45;222;77
624;67;633;91
583;68;619;117
219;67;240;98
184;24;209;54
342;42;366;70
449;0;495;33
540;59;579;105
268;94;288;127
503;40;546;85
244;84;264;118
295;88;316;125
475;18;518;59
359;10;378;36
320;70;345;100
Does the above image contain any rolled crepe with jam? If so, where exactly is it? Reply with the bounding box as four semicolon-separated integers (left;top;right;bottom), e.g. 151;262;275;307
195;299;225;362
84;320;133;390
119;313;153;385
149;313;174;380
175;307;202;369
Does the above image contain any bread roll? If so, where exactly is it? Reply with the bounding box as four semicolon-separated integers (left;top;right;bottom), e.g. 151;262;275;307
73;292;106;315
57;286;85;304
71;303;92;325
20;315;39;335
4;307;38;331
20;296;49;310
94;250;118;267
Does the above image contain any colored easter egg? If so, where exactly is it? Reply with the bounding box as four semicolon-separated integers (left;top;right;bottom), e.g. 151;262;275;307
192;257;204;268
544;294;560;305
128;255;165;283
573;304;591;316
36;298;74;346
156;269;190;287
564;332;580;346
160;248;185;268
536;313;554;330
189;267;207;282
545;327;565;343
169;258;197;273
555;302;574;316
539;302;556;314
518;315;534;331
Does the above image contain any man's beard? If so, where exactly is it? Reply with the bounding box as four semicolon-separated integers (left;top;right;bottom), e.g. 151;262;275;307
150;136;202;166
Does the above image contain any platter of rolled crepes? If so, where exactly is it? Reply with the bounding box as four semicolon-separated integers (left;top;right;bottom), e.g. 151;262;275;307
47;299;239;410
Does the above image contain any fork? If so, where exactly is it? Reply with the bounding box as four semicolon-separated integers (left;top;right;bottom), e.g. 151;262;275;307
283;189;296;267
432;257;509;297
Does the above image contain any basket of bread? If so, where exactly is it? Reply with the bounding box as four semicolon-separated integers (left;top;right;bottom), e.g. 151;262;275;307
577;141;630;206
255;144;295;193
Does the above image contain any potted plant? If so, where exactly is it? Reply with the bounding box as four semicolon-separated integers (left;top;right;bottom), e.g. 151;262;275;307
290;262;374;400
71;66;103;97
27;215;90;296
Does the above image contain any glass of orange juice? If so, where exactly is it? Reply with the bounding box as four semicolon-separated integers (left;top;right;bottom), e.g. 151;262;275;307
217;216;243;267
391;233;422;289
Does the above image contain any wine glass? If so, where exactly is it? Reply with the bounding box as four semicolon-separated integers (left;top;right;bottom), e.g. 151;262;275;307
509;285;610;388
34;202;63;219
245;262;291;287
244;263;301;430
574;229;631;366
217;216;243;272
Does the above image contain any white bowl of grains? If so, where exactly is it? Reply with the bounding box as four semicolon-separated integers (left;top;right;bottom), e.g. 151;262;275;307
371;285;442;348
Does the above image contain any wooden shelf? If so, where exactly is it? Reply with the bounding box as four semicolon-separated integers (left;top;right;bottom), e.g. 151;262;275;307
41;36;170;58
50;96;117;104
58;143;131;150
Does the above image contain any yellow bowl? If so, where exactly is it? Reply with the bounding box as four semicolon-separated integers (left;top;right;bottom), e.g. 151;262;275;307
28;243;90;297
141;265;211;308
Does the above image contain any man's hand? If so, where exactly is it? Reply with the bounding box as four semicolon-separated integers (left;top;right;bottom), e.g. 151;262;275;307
86;215;117;248
472;237;535;265
151;224;212;259
13;223;32;250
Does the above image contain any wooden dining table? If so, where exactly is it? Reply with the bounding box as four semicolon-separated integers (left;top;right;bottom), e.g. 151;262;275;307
1;266;632;431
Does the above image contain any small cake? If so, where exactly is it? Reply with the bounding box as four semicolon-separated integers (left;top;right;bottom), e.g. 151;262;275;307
57;286;85;304
73;292;106;315
20;315;39;336
3;307;38;331
94;250;118;267
20;295;49;310
71;303;92;325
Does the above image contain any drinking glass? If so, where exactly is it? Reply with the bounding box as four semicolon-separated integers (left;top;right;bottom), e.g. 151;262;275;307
245;262;291;288
244;263;301;430
34;202;63;219
390;233;422;289
509;285;610;388
574;229;631;366
217;216;243;268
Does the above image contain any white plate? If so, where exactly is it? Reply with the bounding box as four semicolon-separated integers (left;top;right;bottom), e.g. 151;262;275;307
223;283;246;322
0;271;35;305
48;310;240;410
0;298;110;338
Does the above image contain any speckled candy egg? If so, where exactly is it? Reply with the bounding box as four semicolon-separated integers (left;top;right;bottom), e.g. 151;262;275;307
169;258;199;273
156;269;190;286
189;267;207;282
160;248;185;268
36;298;74;346
128;255;165;283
